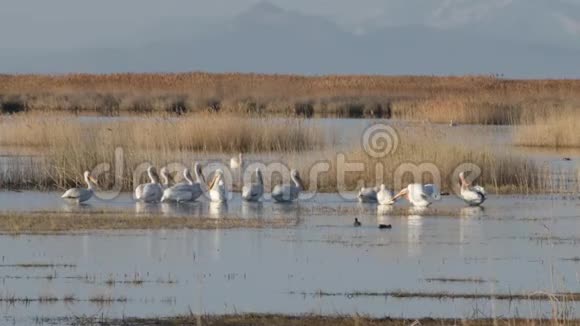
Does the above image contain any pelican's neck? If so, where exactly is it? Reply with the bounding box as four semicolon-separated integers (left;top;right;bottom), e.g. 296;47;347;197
291;174;302;189
459;175;470;190
160;170;170;186
85;174;95;191
194;166;206;184
147;169;158;184
184;169;194;185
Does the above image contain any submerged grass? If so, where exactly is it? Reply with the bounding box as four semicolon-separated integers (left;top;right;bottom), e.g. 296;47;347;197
0;211;294;234
45;314;580;325
297;290;580;301
0;263;75;268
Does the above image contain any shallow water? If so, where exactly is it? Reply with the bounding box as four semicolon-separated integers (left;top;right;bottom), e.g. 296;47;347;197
1;193;580;324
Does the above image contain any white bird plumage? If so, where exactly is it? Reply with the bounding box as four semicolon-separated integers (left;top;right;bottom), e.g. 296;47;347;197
135;166;163;203
161;164;206;203
459;172;486;206
208;169;228;202
393;183;441;207
272;169;304;203
358;185;379;203
242;168;264;202
61;171;98;203
376;184;394;205
230;153;243;170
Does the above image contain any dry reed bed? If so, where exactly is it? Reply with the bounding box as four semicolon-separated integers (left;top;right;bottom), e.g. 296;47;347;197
0;113;324;151
0;136;574;194
2;73;580;124
515;109;580;148
0;211;294;234
0;114;576;193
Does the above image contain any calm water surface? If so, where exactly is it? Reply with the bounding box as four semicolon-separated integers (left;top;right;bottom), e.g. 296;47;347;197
0;193;580;324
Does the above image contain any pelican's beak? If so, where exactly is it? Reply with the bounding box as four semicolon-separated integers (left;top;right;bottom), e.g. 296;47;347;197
208;174;218;190
392;189;407;202
89;176;99;185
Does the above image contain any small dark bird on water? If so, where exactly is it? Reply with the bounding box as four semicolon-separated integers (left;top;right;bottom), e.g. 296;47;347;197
563;157;572;161
354;218;361;227
378;224;392;229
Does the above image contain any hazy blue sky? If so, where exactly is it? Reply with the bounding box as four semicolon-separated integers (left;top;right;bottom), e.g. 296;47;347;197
2;0;579;48
1;0;579;75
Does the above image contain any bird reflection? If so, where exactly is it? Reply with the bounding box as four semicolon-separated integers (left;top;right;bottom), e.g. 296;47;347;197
135;202;162;215
160;202;201;217
209;202;228;219
377;204;394;216
408;206;428;216
460;206;485;218
377;205;393;228
459;206;484;253
271;201;300;220
61;202;93;213
242;201;264;219
407;207;424;256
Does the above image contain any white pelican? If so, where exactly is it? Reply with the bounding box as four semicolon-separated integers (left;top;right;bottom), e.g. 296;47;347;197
230;153;244;191
459;172;486;206
208;169;227;203
392;183;441;207
376;184;394;205
135;166;163;203
272;169;304;203
230;153;243;170
135;166;156;199
161;166;204;203
61;171;98;203
242;168;264;202
357;186;378;203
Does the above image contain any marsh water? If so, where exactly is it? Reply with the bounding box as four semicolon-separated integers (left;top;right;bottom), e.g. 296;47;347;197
1;117;580;324
1;193;580;324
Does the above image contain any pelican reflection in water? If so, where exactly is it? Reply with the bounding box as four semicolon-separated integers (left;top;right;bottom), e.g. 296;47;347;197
407;207;426;256
242;201;264;219
209;201;228;219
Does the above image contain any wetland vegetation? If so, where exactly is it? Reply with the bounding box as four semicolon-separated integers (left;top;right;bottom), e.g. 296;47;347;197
1;73;580;325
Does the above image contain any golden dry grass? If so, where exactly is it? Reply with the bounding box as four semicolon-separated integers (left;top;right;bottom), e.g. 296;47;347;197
0;114;575;193
2;73;580;124
0;113;324;151
515;109;580;148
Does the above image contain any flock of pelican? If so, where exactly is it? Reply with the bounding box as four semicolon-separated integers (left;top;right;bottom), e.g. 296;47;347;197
358;172;486;207
62;154;486;207
62;154;305;204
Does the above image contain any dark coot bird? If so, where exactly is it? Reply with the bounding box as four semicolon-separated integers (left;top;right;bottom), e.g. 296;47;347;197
378;224;392;229
563;157;572;161
353;218;362;227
